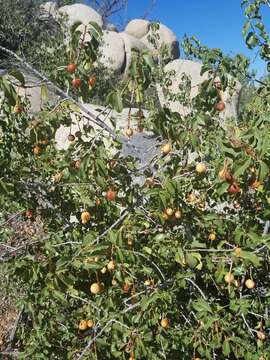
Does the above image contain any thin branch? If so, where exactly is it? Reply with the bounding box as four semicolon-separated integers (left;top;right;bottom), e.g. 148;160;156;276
0;210;25;228
0;45;118;140
130;250;165;281
76;319;129;360
263;220;270;236
241;313;255;337
186;278;207;300
5;308;23;351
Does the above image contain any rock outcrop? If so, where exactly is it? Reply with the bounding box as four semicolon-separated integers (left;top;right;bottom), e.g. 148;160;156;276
159;59;241;122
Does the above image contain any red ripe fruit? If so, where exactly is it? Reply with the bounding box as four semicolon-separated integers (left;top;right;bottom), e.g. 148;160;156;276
228;183;241;194
71;78;81;88
106;189;116;201
225;172;234;184
215;101;225;112
88;76;96;87
66;63;76;73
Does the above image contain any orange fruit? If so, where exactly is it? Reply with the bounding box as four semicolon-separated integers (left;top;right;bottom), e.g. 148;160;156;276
106;189;116;201
90;282;103;295
160;318;169;328
81;211;91;224
126;128;134;137
208;233;216;241
161;143;172;155
245;279;255;289
215;101;225;112
67;63;76;73
71;78;81;88
79;320;88;331
87;319;94;328
88;76;96;87
174;210;182;219
107;260;116;271
33;145;42;155
196;162;207;174
224;272;234;284
257;331;266;341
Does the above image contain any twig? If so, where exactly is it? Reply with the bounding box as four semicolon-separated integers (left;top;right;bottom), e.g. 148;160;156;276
5;308;23;351
0;210;24;228
0;45;118;140
186;278;207;300
76;319;129;360
69;209;130;264
241;313;255;337
130;250;165;281
263;220;270;236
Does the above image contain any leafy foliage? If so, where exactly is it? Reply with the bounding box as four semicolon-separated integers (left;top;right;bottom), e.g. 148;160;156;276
1;1;270;359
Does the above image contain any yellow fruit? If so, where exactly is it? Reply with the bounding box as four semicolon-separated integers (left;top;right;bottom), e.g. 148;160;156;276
87;319;94;328
111;278;117;286
187;193;196;203
145;177;155;187
160;318;169;328
165;208;174;217
245;279;255;289
79;320;88;331
107;260;116;271
100;267;107;274
13;104;23;114
257;331;266;341
127;237;133;246
81;211;91;224
161;143;172;155
25;209;33;219
208;233;216;241
33;145;42;155
144;279;151;286
90;282;103;295
224;272;234;284
162;212;170;221
68;134;75;142
174;210;182;219
126;128;134;137
122;283;130;293
234;247;242;257
196;162;207;174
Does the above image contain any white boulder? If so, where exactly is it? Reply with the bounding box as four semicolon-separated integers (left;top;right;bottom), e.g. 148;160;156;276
99;31;126;73
118;33;149;76
125;19;150;39
40;1;58;16
141;23;180;60
159;59;241;120
58;4;103;28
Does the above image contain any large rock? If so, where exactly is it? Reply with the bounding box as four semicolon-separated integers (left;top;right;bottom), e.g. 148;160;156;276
118;33;149;76
99;31;126;73
40;1;58;16
125;19;150;39
159;59;241;120
141;23;180;60
58;4;103;28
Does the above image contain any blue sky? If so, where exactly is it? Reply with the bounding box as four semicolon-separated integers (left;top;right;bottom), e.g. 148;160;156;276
89;0;270;77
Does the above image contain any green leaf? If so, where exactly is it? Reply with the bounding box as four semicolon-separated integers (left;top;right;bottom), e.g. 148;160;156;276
233;157;251;178
222;339;231;356
259;161;269;182
142;54;155;70
241;251;261;267
8;69;25;86
193;299;212;313
106;90;123;113
41;84;48;102
70;21;82;35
